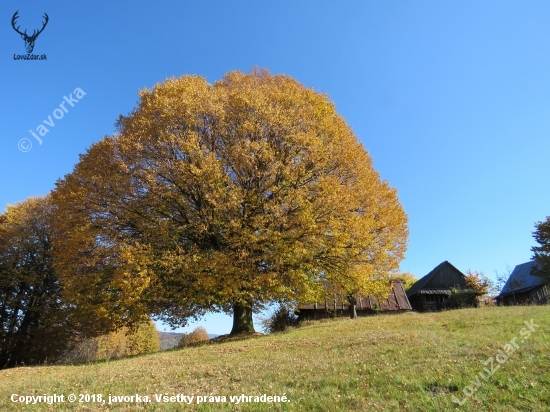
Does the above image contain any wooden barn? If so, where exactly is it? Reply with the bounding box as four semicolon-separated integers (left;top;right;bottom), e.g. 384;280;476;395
296;280;412;320
406;261;467;311
496;261;550;305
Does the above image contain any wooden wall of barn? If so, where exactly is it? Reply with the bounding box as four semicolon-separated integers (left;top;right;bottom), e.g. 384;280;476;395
529;284;550;304
500;284;550;305
424;265;466;289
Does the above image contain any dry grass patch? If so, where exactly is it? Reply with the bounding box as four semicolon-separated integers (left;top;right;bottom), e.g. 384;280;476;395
1;306;549;411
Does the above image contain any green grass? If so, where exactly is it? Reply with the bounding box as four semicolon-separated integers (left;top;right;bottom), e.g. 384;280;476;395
1;306;549;411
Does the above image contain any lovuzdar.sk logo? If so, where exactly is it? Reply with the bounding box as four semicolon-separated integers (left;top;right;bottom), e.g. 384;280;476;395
11;11;49;60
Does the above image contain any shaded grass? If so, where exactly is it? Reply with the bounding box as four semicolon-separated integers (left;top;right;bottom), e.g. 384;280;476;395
1;306;549;411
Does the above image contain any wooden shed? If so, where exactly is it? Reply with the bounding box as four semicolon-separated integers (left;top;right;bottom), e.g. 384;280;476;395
496;261;550;305
296;280;412;320
406;261;467;311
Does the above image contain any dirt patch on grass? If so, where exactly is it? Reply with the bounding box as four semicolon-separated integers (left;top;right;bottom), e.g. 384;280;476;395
179;331;265;348
210;331;264;343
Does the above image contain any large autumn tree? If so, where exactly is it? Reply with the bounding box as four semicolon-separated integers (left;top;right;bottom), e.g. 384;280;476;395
52;69;408;334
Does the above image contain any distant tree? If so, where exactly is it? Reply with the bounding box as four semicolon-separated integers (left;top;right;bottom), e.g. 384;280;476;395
464;269;495;306
443;270;491;309
0;197;81;369
60;319;160;363
51;69;408;335
531;216;550;284
94;328;127;361
494;264;524;304
126;319;160;356
391;272;418;291
464;269;490;296
177;326;210;347
494;265;511;292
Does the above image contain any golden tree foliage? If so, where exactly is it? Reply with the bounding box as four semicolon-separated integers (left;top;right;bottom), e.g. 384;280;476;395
60;319;160;363
126;319;160;355
52;69;408;333
0;214;6;245
464;269;491;296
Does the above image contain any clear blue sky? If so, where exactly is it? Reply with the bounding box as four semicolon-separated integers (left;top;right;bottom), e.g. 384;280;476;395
1;1;549;334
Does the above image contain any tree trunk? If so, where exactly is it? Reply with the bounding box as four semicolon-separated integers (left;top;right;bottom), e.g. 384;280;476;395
348;295;357;319
230;303;255;334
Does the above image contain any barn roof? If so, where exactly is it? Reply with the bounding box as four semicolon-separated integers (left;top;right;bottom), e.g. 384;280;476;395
406;261;465;298
298;280;412;312
498;261;546;297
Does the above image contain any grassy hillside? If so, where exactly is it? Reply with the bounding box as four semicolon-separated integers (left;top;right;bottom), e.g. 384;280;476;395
1;306;548;411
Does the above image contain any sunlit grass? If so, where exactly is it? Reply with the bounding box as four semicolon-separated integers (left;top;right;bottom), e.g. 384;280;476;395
1;305;549;411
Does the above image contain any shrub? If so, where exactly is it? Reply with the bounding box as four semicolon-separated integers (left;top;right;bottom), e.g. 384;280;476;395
442;270;494;309
260;305;299;334
442;286;479;309
177;327;210;347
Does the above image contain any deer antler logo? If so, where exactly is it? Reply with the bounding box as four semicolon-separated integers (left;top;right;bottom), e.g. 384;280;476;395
11;11;49;53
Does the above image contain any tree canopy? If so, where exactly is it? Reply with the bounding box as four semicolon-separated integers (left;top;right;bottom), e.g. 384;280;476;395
52;69;408;334
0;197;81;368
531;216;550;283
